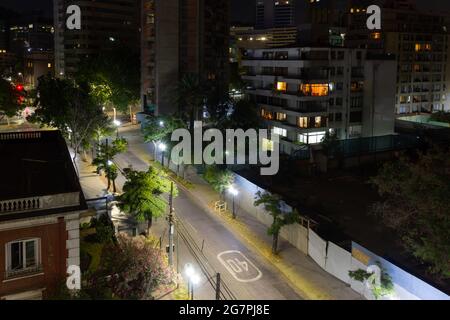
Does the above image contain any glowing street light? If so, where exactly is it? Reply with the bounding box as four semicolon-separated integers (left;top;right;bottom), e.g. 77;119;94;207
159;142;167;166
228;186;238;219
184;263;200;300
158;143;167;151
113;120;121;138
159;121;164;127
107;160;113;166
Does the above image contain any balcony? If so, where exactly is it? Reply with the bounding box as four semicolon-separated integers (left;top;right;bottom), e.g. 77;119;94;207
0;192;81;215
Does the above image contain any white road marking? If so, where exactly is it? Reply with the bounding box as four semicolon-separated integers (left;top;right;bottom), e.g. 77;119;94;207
217;250;262;283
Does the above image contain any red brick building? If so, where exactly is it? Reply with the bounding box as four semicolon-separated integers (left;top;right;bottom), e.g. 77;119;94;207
0;131;87;299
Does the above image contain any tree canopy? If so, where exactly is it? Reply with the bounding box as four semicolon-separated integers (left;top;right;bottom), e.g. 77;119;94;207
118;167;178;232
76;46;140;112
371;146;450;278
254;191;299;254
82;234;175;300
0;78;25;122
29;75;110;165
204;165;234;197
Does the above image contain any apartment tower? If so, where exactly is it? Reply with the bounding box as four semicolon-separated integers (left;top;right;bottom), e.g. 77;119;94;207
54;0;140;77
141;0;229;116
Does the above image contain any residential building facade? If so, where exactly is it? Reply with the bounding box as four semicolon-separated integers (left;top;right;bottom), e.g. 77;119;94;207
347;0;450;114
23;52;54;89
141;0;229;116
242;47;396;155
0;131;87;300
54;0;140;77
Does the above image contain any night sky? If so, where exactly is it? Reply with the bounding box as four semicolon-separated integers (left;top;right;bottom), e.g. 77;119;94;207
0;0;448;24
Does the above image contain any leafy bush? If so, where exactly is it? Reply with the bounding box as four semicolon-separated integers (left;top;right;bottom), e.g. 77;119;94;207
349;269;373;282
204;165;234;196
90;234;175;300
94;214;116;244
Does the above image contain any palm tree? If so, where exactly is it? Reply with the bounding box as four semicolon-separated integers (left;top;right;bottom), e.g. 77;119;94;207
175;73;204;131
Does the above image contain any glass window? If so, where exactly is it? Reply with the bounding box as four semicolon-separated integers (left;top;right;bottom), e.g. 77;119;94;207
300;84;329;96
6;239;39;273
272;127;287;137
276;81;287;92
297;117;308;128
315;116;322;128
276;112;287;121
299;132;326;144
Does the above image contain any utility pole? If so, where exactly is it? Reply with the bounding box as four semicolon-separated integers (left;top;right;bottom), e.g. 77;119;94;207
215;273;221;300
168;182;174;266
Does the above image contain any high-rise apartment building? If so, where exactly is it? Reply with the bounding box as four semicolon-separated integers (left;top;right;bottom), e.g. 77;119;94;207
256;0;294;29
9;22;53;56
255;0;349;46
54;0;140;77
242;47;396;155
141;0;229;116
347;0;450;114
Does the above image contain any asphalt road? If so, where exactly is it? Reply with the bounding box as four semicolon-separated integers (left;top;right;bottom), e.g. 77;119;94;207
112;129;302;300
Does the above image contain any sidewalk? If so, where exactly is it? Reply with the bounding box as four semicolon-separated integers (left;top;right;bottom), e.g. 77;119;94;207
124;127;362;300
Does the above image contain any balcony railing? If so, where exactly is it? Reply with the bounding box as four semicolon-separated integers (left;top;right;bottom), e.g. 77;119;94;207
0;132;42;140
0;192;80;215
5;265;43;280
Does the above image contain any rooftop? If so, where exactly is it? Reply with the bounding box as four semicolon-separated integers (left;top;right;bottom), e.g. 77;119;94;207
0;130;87;221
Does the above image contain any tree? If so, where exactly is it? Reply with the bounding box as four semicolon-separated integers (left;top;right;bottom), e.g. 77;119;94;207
92;138;128;193
175;73;205;130
93;234;174;300
29;75;110;171
0;79;25;125
204;165;234;199
143;115;184;162
254;191;299;254
118;167;177;234
321;130;340;158
371;146;450;278
430;111;450;124
76;45;140;120
224;98;261;131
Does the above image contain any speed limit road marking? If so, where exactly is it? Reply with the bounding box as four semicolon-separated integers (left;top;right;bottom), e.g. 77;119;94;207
217;250;262;283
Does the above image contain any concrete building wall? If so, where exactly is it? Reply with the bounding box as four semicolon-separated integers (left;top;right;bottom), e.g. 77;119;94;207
155;0;179;116
362;59;397;137
242;47;395;155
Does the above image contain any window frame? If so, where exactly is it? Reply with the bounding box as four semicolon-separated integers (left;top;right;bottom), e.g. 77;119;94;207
5;238;41;275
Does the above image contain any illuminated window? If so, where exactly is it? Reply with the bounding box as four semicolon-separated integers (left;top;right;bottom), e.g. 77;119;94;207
276;81;287;92
370;32;381;40
300;84;329;96
297;117;308;128
261;109;273;120
47;63;52;68
298;131;326;144
262;138;274;152
272;126;287;137
315;116;322;128
276;112;286;121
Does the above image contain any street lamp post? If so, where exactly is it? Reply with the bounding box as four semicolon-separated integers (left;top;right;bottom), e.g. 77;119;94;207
113;120;121;138
168;182;174;266
227;186;238;219
159;142;167;166
184;264;200;300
